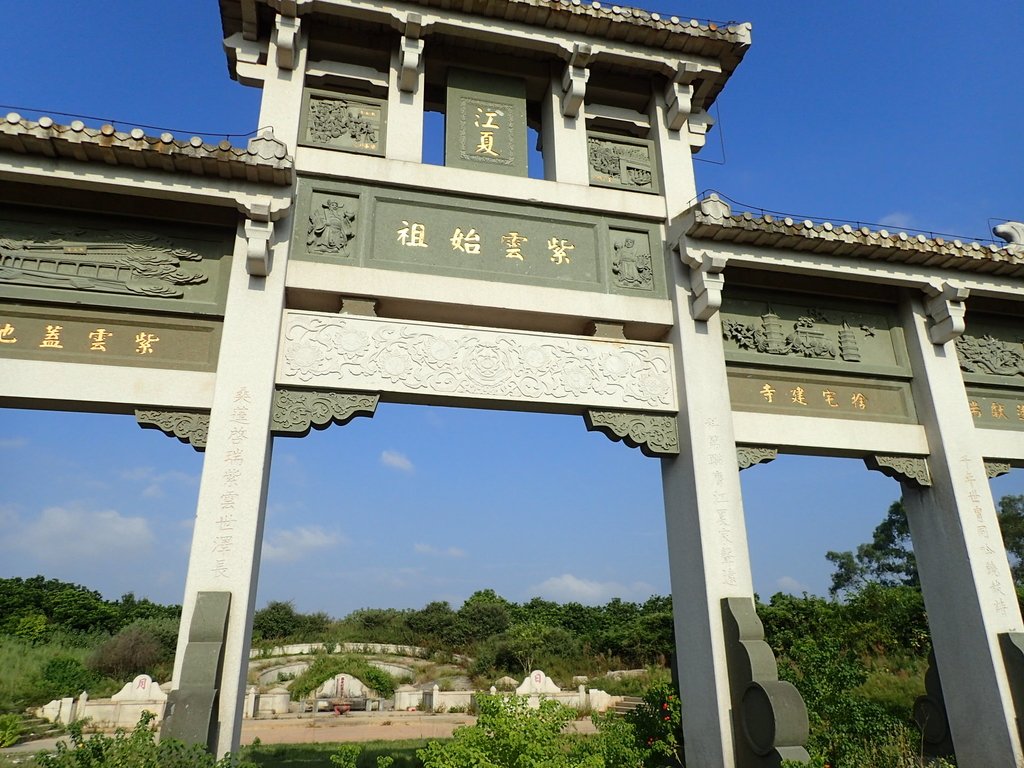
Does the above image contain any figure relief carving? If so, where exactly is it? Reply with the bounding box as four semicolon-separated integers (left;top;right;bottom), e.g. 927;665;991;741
611;234;653;290
587;137;654;190
0;229;207;298
955;334;1024;377
280;314;674;411
271;388;379;436
722;306;875;362
306;198;357;256
135;409;209;450
583;410;679;456
308;96;380;151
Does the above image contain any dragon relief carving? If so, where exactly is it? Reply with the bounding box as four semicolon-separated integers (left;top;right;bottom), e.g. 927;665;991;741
722;306;873;362
307;199;357;256
611;235;653;290
956;334;1024;376
0;228;207;298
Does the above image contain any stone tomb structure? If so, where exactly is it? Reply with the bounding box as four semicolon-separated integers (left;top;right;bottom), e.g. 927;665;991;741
1;0;1023;765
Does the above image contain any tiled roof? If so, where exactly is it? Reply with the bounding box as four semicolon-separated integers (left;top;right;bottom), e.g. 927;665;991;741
686;195;1024;279
0;113;294;186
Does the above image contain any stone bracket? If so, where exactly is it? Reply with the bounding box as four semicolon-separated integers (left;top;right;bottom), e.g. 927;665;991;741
864;454;932;488
398;14;425;93
237;191;292;277
913;651;955;758
737;446;778;471
986;461;1013;479
722;597;810;766
273;14;301;70
136;409;210;452
687;109;715;150
160;591;230;752
271;388;379;437
561;43;591;118
923;281;969;345
681;248;728;321
584;409;679;457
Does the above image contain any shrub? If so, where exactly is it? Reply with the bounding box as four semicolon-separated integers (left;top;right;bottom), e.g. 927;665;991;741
0;714;21;748
37;657;101;702
289;655;396;700
37;712;253;768
87;624;166;681
623;682;684;768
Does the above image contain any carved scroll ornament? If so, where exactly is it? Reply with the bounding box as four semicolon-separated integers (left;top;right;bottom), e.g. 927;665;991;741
583;410;679;457
864;454;932;488
135;409;209;451
271;388;379;437
737;446;778;471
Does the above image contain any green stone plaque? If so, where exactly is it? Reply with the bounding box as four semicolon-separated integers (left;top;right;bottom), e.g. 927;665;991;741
965;387;1024;431
728;367;918;424
0;205;231;316
300;88;386;156
720;292;910;377
292;179;666;298
0;302;221;371
445;68;528;177
587;131;660;194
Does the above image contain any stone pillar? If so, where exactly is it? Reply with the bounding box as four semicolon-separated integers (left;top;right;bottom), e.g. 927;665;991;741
167;15;305;759
899;290;1024;765
386;15;426;163
541;51;590;184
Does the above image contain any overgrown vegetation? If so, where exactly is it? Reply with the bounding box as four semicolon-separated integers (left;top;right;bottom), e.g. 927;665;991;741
289;655;397;700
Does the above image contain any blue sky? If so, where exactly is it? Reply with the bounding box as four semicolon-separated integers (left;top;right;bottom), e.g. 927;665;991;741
1;1;1022;616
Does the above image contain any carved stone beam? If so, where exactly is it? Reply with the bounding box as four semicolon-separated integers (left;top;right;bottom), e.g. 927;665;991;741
584;409;679;457
561;43;592;118
922;280;969;345
680;248;728;321
236;191;292;277
271;388;379;437
398;13;425;93
273;14;301;71
985;461;1013;479
737;446;777;471
136;409;210;451
864;454;932;488
722;597;810;764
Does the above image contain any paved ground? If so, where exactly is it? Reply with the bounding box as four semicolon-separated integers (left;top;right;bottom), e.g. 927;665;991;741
0;711;598;758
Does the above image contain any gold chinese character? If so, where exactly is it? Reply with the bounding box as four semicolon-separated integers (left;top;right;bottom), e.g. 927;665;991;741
475;108;500;130
501;232;528;260
822;389;839;408
134;332;160;354
450;227;482;254
969;400;982;417
1018;404;1024;421
474;108;501;157
851;392;867;410
991;402;1008;419
476;131;499;157
39;325;63;349
88;328;113;352
759;384;776;403
397;221;428;248
0;323;16;344
790;386;807;405
547;237;575;265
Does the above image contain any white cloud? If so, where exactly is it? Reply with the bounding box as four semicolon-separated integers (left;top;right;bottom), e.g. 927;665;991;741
380;450;414;473
775;575;810;595
0;437;27;449
3;504;155;562
533;573;654;605
877;211;914;230
120;466;199;499
414;542;466;558
262;526;345;563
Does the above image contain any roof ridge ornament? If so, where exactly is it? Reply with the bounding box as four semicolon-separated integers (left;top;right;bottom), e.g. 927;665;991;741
993;221;1024;254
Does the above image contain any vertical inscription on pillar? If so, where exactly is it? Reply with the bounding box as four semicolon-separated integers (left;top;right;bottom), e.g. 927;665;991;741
211;387;252;580
705;417;738;588
962;455;1010;617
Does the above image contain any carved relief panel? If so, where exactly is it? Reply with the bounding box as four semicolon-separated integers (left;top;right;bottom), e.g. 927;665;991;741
300;89;385;156
587;131;660;195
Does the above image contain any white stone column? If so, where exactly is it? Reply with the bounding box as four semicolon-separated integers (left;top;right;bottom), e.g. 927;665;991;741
900;292;1024;765
651;88;755;767
386;23;425;163
541;68;589;184
170;16;305;759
